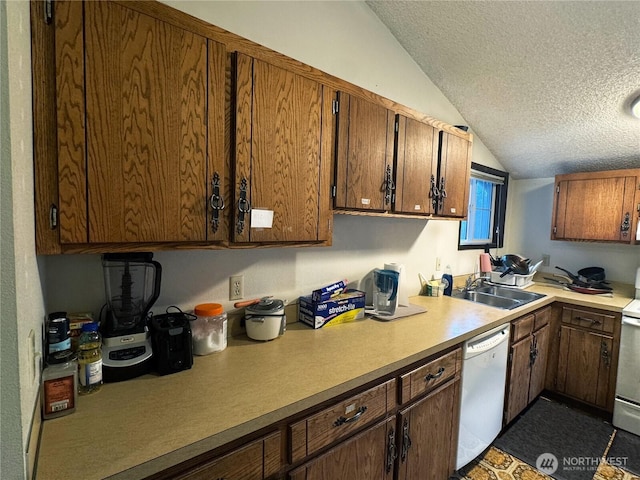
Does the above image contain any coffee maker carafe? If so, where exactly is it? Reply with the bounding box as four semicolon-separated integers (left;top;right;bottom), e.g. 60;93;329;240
101;253;161;382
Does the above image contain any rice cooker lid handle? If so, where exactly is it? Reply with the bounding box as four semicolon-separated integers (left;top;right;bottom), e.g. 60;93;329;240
249;297;284;314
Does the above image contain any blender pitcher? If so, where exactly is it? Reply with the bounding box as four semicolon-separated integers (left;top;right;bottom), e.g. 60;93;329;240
373;269;400;316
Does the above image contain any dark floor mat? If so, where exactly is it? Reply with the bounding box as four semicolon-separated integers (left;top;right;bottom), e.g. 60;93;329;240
493;397;614;480
608;429;640;476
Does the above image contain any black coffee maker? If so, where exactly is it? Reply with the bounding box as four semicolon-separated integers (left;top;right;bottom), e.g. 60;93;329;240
101;252;161;382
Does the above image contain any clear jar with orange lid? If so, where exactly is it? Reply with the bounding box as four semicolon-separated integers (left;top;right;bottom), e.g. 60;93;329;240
191;303;227;355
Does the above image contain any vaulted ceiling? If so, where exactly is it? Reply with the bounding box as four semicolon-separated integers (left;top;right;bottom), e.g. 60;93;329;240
366;1;640;179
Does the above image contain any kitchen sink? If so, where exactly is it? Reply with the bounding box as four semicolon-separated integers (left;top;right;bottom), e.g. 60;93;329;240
451;284;545;310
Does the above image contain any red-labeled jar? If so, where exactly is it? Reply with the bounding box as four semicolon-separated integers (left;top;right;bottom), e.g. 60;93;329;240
42;350;78;419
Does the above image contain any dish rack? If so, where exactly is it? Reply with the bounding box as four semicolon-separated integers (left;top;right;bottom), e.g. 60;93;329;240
489;270;535;288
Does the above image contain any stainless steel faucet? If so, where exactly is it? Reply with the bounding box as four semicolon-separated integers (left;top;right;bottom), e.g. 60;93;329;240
464;274;486;291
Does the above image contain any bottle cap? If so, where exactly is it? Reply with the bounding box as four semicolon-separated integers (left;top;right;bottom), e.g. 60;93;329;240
81;322;100;332
47;350;77;364
194;303;224;316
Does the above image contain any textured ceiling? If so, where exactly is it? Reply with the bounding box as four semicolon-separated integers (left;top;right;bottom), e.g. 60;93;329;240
366;1;640;179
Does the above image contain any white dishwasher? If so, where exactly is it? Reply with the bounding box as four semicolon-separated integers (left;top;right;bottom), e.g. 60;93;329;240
456;323;510;470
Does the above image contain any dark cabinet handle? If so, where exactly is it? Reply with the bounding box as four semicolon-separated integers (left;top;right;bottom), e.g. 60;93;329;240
333;405;367;427
425;366;445;382
210;172;225;233
576;316;601;326
621;212;630;237
236;177;251;234
400;418;412;462
601;340;611;367
384;165;395;206
429;175;440;211
386;428;397;473
438;177;447;210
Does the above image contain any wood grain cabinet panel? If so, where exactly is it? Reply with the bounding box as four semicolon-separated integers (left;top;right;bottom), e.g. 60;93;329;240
504;307;551;425
394;116;439;215
555;305;620;412
52;0;226;245
289;417;395;480
397;376;461;480
334;92;396;211
399;348;461;404
551;168;640;244
437;130;472;218
172;431;281;480
289;379;396;463
234;54;332;243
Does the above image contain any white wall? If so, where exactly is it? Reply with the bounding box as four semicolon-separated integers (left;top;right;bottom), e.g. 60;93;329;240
44;0;505;316
1;1;46;479
504;178;640;283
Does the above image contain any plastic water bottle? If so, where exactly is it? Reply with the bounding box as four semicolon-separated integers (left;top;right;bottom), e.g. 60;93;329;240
77;323;102;395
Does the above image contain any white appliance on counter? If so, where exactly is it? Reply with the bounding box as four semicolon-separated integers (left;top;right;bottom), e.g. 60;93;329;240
612;267;640;435
456;323;511;470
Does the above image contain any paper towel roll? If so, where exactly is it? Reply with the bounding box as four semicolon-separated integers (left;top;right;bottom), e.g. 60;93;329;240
480;253;492;273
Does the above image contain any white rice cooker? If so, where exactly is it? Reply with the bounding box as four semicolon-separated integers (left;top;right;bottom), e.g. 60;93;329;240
244;298;286;341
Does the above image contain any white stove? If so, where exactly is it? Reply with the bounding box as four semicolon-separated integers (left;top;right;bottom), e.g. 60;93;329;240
613;268;640;436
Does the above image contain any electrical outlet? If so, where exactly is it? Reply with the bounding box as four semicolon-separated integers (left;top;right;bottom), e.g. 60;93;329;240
435;257;442;271
229;275;244;301
542;254;550;267
27;330;36;383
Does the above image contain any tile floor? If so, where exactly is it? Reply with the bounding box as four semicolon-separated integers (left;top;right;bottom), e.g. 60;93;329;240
453;432;640;480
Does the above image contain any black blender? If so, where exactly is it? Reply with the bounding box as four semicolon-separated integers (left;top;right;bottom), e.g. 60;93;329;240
101;253;161;382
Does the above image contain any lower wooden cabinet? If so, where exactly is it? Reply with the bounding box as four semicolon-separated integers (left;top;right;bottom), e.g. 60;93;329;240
396;378;461;480
169;431;281;480
504;307;551;425
546;304;621;412
288;417;396;480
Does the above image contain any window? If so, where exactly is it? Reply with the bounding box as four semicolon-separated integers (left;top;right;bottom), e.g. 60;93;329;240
458;163;508;250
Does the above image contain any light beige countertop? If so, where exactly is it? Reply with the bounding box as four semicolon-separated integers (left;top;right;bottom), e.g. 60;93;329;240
35;280;635;480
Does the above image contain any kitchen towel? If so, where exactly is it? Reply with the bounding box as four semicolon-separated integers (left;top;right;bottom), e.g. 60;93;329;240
494;397;614;480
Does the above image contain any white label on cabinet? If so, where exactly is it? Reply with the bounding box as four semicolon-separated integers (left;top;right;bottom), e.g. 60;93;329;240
345;403;356;414
251;209;273;228
414;205;421;210
361;198;371;205
450;208;456;214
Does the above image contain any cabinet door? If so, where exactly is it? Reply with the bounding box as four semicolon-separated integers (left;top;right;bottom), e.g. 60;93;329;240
174;431;280;480
334;93;395;211
235;54;330;243
397;378;460;480
557;325;613;409
289;417;395;480
394;116;438;215
528;323;550;402
552;173;637;242
437;131;471;218
504;335;532;425
63;1;220;243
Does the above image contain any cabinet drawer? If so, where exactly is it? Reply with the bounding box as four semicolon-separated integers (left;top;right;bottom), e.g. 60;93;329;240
399;348;461;404
562;307;615;333
511;314;534;342
534;306;551;331
175;431;281;480
289;379;396;463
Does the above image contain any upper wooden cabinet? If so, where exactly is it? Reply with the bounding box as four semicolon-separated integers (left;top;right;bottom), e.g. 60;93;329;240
233;54;332;244
551;168;640;244
394;116;439;215
437;130;472;218
334;92;396;212
31;0;475;253
53;0;226;245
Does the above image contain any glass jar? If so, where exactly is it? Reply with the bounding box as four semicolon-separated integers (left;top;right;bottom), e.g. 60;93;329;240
78;322;102;395
42;350;78;419
191;303;227;355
